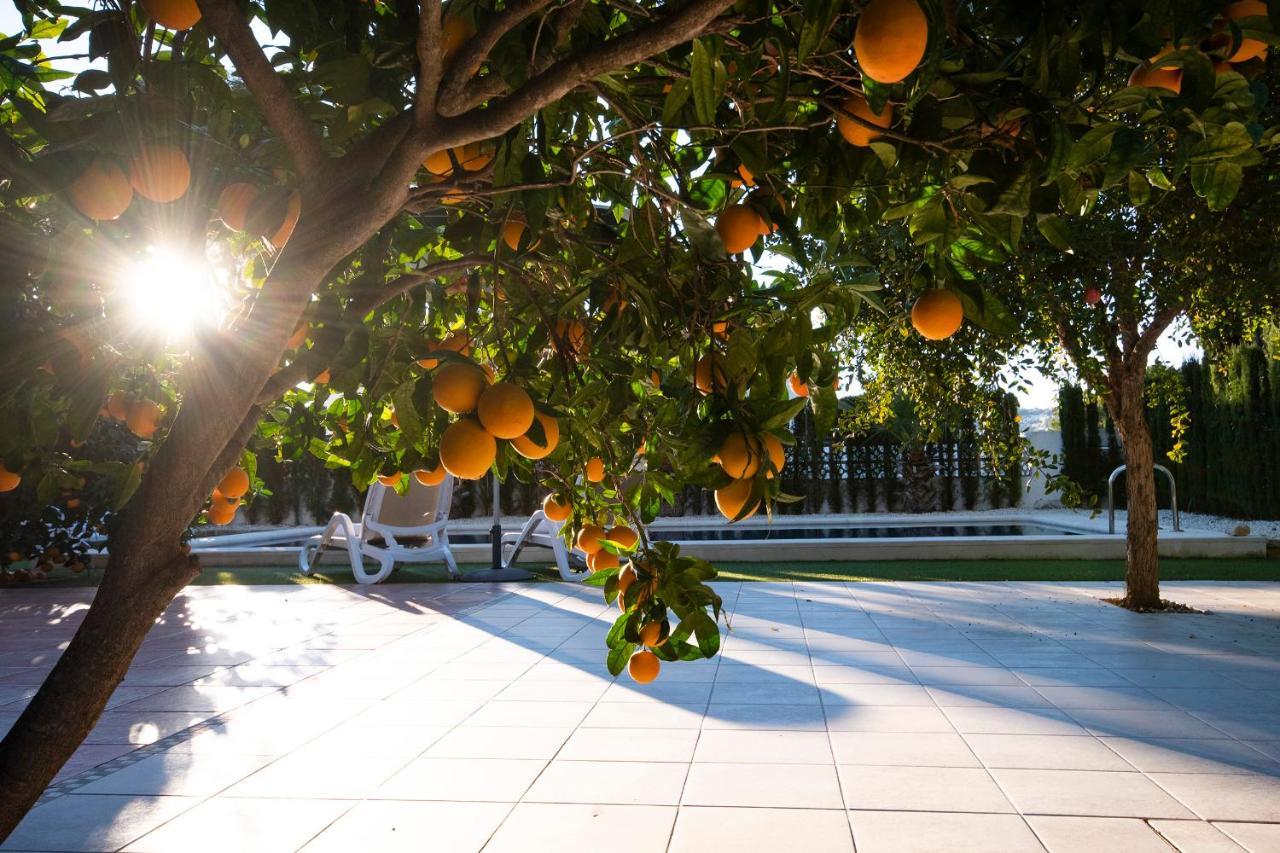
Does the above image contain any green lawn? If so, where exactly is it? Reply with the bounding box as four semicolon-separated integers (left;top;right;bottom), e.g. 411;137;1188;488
30;557;1280;588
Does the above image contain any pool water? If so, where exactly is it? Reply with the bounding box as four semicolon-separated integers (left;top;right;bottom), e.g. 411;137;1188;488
443;523;1079;545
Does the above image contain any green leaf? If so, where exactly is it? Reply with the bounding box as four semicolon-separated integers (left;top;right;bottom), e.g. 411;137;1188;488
1127;170;1150;206
1190;161;1243;211
690;39;717;125
1036;213;1073;253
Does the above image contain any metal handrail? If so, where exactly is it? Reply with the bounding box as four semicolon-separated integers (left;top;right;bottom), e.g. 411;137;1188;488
1107;464;1181;534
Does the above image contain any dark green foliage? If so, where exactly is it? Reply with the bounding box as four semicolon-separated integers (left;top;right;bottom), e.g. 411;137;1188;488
1060;335;1280;519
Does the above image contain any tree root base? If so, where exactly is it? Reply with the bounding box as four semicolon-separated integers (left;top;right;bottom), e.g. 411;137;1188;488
1103;596;1203;614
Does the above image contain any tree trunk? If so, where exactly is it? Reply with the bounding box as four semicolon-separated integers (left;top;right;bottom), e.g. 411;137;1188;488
0;550;196;838
1107;370;1162;609
0;249;337;838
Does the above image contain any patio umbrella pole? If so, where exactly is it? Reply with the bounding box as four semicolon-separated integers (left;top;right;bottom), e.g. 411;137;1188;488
461;471;534;582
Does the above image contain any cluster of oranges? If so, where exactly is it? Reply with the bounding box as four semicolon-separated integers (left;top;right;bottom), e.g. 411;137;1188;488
205;466;250;526
103;392;164;440
375;335;560;486
712;430;787;523
1;545;86;583
1128;2;1269;93
67;144;191;222
616;561;668;683
216;183;302;250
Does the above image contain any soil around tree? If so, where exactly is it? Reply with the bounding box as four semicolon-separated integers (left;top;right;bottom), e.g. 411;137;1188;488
1104;596;1204;614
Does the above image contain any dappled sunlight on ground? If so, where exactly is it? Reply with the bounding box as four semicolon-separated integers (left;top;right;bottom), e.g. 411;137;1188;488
0;579;1278;851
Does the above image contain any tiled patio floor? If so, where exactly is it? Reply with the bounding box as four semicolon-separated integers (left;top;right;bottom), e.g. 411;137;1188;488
2;580;1279;852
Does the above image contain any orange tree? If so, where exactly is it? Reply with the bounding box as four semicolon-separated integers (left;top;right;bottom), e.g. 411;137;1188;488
0;0;1277;832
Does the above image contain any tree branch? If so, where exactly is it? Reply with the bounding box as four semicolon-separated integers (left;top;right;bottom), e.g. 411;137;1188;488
445;0;736;143
196;0;328;178
255;256;490;405
436;0;558;116
415;1;444;121
1129;303;1182;367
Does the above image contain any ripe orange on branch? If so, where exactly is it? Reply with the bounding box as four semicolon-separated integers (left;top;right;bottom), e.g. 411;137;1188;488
414;466;446;486
854;0;929;83
140;0;201;30
217;183;260;231
218;467;250;500
576;524;606;554
837;93;893;147
911;290;965;340
1128;46;1183;94
0;463;20;493
1222;1;1270;62
439;418;497;480
715;204;764;254
585;456;606;483
126;399;162;440
717;432;765;479
68;158;133;221
788;372;809;397
715;478;760;522
477;382;534;439
130;144;190;203
628;649;661;683
542;494;571;522
433;362;487;413
587;549;619;572
607;525;639;550
512;412;560;459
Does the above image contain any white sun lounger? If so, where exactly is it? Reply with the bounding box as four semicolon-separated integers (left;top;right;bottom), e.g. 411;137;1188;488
500;509;585;581
299;475;459;584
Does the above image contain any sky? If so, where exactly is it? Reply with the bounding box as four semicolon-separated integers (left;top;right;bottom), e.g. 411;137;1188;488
2;3;1204;413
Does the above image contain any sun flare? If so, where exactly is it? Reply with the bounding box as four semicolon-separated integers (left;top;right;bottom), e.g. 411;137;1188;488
120;246;225;341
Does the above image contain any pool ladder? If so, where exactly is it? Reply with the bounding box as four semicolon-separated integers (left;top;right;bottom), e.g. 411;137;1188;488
1107;464;1182;534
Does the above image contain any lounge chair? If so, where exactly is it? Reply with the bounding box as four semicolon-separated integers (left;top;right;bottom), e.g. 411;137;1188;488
298;474;459;584
500;508;585;581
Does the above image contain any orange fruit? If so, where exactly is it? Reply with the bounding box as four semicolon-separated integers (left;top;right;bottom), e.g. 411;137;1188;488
439;418;497;480
106;392;131;421
216;183;259;230
68;158;133;221
424;142;493;177
585;456;606;483
617;563;638;598
377;472;404;488
731;163;755;187
424;149;454;177
554;319;588;356
245;188;302;248
854;0;929;83
542;493;571;522
694;354;730;395
269;190;302;248
628;649;661;683
587;549;619;572
911;290;964;340
286;323;309;349
717;432;764;479
576;524;607;554
837;93;893;147
607;525;638;550
313;368;330;384
477;382;535;438
715;204;763;254
140;0;201;30
414;466;446;486
218;466;250;499
126;399;162;439
762;433;786;478
512;412;560;459
417;332;472;369
442;15;476;65
639;621;666;647
207;499;238;525
1223;1;1270;62
501;213;527;251
130;144;190;203
0;463;20;493
1128;46;1183;93
715;478;760;522
788;372;809;397
433;362;487;413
